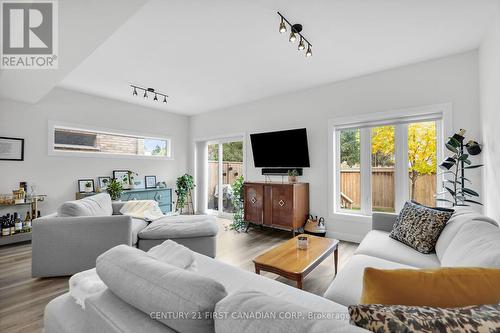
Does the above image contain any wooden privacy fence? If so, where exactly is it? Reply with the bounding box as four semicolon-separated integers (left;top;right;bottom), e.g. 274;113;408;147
207;161;243;197
341;167;436;210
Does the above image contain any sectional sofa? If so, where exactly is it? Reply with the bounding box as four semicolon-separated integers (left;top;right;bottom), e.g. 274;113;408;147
43;207;500;332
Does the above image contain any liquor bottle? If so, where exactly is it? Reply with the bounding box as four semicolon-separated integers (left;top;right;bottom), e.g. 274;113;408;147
23;212;31;233
9;214;15;235
1;216;10;237
37;210;41;218
14;212;23;234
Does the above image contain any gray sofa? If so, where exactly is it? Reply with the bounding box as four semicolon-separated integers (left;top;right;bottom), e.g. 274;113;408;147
42;206;500;332
32;193;218;277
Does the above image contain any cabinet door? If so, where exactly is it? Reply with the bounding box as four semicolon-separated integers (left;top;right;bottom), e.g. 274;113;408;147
244;184;264;224
271;185;294;229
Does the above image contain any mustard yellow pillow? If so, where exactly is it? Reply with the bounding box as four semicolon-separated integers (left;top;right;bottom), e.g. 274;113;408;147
361;267;500;307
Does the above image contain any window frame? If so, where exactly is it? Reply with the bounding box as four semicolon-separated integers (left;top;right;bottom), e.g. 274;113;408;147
329;103;451;220
48;120;173;160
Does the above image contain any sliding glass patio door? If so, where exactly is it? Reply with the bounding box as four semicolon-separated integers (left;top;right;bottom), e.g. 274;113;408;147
207;138;244;217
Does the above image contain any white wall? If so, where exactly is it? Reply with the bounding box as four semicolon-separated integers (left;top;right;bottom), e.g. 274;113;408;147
0;88;189;214
479;0;500;222
190;51;482;242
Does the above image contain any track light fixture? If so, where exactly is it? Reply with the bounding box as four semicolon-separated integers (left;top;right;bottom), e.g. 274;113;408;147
131;85;169;104
277;12;313;58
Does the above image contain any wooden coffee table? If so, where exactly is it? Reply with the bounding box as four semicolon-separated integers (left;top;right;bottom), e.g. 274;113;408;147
253;235;339;289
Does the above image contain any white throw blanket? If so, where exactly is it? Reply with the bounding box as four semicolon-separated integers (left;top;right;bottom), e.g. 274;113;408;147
68;268;106;309
119;200;164;221
69;240;196;308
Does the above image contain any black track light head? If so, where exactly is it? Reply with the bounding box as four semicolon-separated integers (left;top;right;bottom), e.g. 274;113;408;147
133;87;138;96
154;93;158;101
143;91;148;98
289;31;296;43
279;17;286;33
163;96;167;104
305;44;312;57
298;37;305;50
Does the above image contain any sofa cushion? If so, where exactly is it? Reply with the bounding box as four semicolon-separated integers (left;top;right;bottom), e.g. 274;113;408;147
138;215;218;239
215;290;366;333
96;245;227;333
355;230;440;268
435;207;498;261
131;218;148;245
349;303;500;333
440;221;500;268
389;201;453;254
323;254;415;306
58;193;113;217
360;267;500;307
86;289;175;333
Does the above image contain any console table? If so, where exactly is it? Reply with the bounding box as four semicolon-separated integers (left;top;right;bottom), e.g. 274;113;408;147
244;182;309;236
76;188;173;214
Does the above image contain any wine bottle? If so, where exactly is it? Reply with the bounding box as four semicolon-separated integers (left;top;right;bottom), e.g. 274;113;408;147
23;212;31;233
9;214;15;235
1;216;10;237
14;212;22;234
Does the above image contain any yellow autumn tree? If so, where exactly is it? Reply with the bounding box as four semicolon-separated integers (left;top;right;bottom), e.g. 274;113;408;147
408;122;437;199
371;122;436;200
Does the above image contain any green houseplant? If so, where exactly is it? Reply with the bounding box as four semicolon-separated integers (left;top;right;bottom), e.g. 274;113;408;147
288;169;299;183
229;176;245;231
438;129;483;206
106;178;124;201
175;174;195;213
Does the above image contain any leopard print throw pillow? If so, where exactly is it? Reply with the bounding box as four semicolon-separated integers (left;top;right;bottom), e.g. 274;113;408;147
349;303;500;333
389;201;453;254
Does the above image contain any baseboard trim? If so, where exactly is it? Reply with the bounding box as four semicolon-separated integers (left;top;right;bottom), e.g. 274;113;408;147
326;231;363;243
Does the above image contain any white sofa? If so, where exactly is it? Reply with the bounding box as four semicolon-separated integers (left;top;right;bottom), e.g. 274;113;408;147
43;207;500;333
324;207;500;306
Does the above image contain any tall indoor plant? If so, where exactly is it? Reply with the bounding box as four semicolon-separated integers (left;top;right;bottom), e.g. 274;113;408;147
106;178;124;201
438;129;483;206
175;174;195;214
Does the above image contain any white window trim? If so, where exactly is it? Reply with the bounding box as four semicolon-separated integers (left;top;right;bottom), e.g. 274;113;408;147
328;103;452;221
48;120;174;160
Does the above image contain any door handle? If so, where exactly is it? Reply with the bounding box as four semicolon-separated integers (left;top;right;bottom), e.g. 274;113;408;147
251;197;257;204
279;199;285;207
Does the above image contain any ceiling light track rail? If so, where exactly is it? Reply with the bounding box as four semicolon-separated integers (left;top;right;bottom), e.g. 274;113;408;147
277;11;313;57
130;84;169;103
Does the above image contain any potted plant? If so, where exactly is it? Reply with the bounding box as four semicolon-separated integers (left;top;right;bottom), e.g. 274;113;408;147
84;181;93;193
107;178;124;201
288;169;299;183
175;174;195;214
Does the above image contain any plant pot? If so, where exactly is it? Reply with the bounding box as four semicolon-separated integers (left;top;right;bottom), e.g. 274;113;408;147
84;187;93;193
288;176;297;183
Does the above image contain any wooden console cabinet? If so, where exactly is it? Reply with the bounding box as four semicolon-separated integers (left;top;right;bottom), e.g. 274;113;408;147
244;182;309;235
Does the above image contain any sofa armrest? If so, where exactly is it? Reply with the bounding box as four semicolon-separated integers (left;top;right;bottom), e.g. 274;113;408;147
32;215;132;277
112;201;126;215
371;212;398;232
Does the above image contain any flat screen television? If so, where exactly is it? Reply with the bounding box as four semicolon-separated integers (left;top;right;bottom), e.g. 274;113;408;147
250;128;310;168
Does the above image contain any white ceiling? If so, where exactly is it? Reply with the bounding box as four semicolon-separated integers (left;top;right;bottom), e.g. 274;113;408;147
20;0;500;114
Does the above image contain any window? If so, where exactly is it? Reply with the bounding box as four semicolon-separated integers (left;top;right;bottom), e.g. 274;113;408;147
50;123;171;158
333;108;445;217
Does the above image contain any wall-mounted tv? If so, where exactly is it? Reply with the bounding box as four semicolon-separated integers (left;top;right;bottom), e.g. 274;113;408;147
250;128;310;168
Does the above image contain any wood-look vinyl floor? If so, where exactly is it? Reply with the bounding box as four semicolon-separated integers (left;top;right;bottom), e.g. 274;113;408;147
0;218;358;333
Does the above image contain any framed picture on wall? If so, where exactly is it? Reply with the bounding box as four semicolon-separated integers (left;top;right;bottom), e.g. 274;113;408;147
113;170;129;186
78;179;95;193
145;176;157;189
98;176;111;190
0;137;24;161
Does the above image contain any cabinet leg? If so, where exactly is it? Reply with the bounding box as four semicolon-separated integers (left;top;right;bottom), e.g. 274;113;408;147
296;276;303;289
292;229;296;237
245;223;251;232
334;248;338;275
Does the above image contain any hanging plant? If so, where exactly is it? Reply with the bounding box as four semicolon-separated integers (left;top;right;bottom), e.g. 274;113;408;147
175;174;195;213
437;129;483;206
229;176;245;231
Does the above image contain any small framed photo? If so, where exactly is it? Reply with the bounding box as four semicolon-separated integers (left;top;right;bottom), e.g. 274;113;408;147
113;170;129;186
145;176;157;189
78;179;95;193
0;137;24;161
98;176;111;190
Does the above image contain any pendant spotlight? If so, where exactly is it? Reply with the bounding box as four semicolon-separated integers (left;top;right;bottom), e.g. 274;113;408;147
131;85;169;104
277;12;313;58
